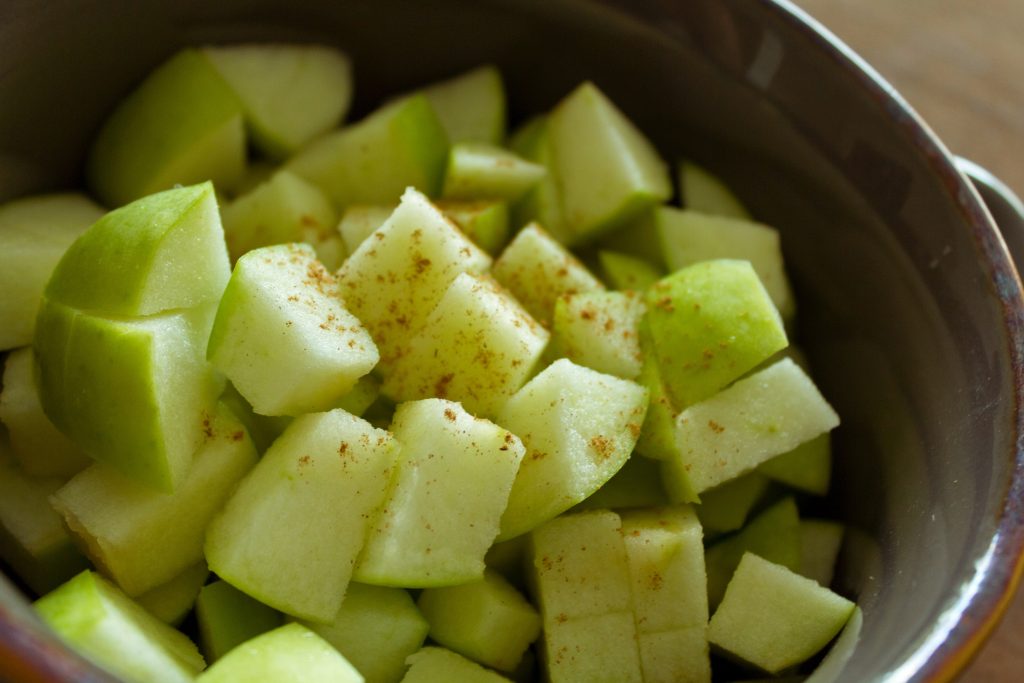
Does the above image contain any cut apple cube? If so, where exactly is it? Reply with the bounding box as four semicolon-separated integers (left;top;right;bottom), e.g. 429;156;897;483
799;520;845;588
285;94;448;208
678;161;751;219
0;192;104;350
204;409;398;622
442;143;545;201
417;570;541;672
45;182;230;318
403;646;511;683
655;208;794;319
708;553;855;674
0;455;89;595
497;359;647;540
136;562;209;626
51;403;258;597
207;243;379;416
548;82;672;244
543;611;643;683
633;321;684;466
196;580;283;663
196;623;363;683
507;116;570;244
0;347;90;477
552;290;644;379
337;204;395;254
355;399;525;587
694;472;771;536
336;188;491;371
420;65;506;145
381;273;548;418
35;570;205;683
758;432;832;495
644;259;788;410
221;170;338;262
435;199;510;255
297;582;429;683
492;223;605;327
35;301;223;492
597;250;663;292
87;49;245;207
667;357;840;495
202;43;353;160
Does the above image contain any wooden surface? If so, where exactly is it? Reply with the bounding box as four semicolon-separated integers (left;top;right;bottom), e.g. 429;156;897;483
793;1;1024;680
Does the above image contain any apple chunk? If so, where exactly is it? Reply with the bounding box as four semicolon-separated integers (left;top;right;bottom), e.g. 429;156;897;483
207;243;379;416
87;49;245;207
204;409;398;622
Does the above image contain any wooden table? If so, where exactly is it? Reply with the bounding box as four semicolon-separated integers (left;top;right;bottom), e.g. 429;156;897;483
793;1;1024;680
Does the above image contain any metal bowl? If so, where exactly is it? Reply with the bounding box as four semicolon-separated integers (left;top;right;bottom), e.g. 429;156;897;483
1;1;1022;681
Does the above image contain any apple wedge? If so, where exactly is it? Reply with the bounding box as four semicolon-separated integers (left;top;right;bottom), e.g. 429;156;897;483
420;65;506;144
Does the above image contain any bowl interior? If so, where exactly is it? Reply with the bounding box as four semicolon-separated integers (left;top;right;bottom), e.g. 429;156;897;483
1;1;1022;681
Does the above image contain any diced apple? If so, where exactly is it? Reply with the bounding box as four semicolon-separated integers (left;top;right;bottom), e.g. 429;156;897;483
758;432;832;495
0;347;90;477
633;321;685;468
0;193;104;350
708;553;855;674
44;182;229;318
552;290;644;379
548;82;671;244
35;570;205;683
51;403;257;596
196;623;363;683
435;199;510;255
196;580;283;663
87;49;245;207
136;562;209;626
694;472;771;536
207;243;379;416
543;611;642;683
497;360;647;540
355;399;525;586
665;358;839;495
492;223;605;327
799;520;845;588
678;161;750;219
221;170;338;262
381;273;548;418
655;208;794;319
285;95;448;208
202;43;353;160
336;188;491;371
204;409;398;622
337;204;396;254
644;259;787;410
704;497;801;609
597;250;663;292
572;455;667;512
0;455;89;595
297;582;428;683
417;570;541;672
507;116;570;244
420;65;506;144
596;209;666;268
402;646;511;683
442;143;545;201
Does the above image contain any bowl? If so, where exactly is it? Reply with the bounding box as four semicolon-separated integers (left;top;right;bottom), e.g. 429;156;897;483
2;1;1023;681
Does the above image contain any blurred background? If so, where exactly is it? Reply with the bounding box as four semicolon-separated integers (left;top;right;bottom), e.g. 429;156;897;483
793;0;1024;680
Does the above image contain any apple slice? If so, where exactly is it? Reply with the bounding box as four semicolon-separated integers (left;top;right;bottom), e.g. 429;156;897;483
204;409;398;622
355;399;525;587
207;243;379;416
135;563;208;626
758;432;832;495
196;580;283;663
35;570;205;683
51;403;257;596
87;49;245;207
296;582;428;683
196;623;362;683
597;250;663;292
0;347;90;477
508;116;570;244
0;193;104;350
694;472;771;536
708;553;855;674
285;94;448;207
497;359;648;540
337;204;395;254
202;43;353;160
441;143;546;201
403;647;512;683
221;170;338;262
551;290;645;380
548;82;672;244
44;182;230;318
417;570;541;672
678;161;751;219
420;65;506;144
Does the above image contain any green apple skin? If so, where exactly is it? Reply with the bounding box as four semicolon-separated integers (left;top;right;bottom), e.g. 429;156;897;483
87;49;245;208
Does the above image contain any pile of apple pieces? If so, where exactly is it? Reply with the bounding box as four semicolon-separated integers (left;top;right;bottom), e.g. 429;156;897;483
0;43;859;683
